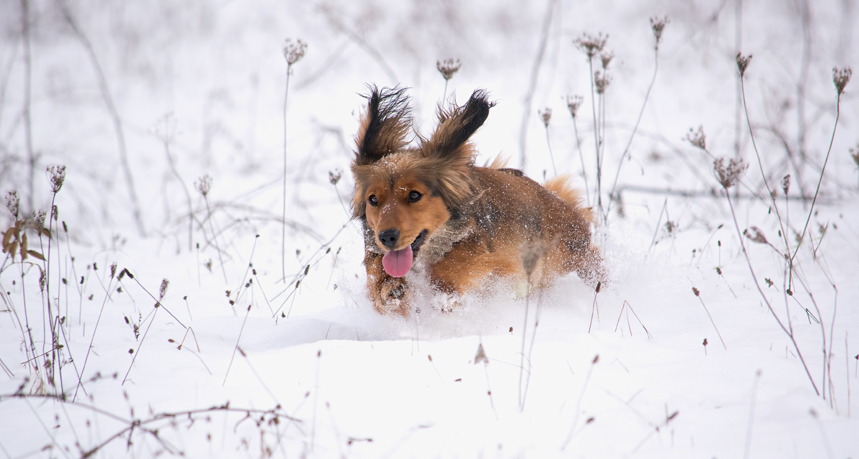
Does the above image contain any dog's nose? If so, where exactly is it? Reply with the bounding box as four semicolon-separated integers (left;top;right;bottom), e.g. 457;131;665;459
378;229;400;249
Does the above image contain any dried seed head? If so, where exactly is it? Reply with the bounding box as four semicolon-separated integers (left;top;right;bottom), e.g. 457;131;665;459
600;51;614;70
159;279;169;300
692;286;700;297
33;210;47;230
574;32;608;58
594;70;611;94
39;268;46;292
713;157;748;189
195;175;212;197
565;95;583;118
744;226;768;244
5;191;19;219
48;165;66;193
781;174;791;195
685;126;706;150
283;39;307;66
833;67;852;95
328;169;342;185
110;263;117;279
736;53;753;77
436;58;462;80
519;240;551;277
474;343;488;365
538;107;552;127
850;145;859;167
650;16;669;47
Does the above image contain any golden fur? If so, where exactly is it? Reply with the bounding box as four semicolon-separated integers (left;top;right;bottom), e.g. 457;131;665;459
351;86;606;316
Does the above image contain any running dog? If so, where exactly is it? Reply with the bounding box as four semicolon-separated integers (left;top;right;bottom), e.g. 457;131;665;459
351;86;605;316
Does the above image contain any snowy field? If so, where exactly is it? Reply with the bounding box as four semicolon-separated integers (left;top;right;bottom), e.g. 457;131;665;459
1;0;858;457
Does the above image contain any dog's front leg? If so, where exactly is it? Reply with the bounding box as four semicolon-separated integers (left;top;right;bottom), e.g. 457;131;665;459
364;250;410;316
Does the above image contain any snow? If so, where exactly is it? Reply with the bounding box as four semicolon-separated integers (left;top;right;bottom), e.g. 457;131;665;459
1;0;858;457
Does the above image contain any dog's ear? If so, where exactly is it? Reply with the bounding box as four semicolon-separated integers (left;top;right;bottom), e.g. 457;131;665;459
422;89;494;163
354;85;412;166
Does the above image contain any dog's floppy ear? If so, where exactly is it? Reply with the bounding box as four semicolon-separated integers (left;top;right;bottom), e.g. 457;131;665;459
422;89;494;163
354;85;412;166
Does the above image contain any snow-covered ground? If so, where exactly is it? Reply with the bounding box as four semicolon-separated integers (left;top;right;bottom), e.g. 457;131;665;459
1;0;857;457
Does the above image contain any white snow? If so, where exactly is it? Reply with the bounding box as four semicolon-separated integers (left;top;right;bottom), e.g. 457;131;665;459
1;0;857;457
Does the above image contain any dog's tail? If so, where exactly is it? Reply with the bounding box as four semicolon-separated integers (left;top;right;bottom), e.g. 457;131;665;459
544;175;594;223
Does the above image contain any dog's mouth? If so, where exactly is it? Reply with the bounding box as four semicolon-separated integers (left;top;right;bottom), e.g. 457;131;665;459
382;229;428;278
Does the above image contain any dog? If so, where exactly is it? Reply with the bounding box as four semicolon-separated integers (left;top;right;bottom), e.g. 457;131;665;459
351;86;606;316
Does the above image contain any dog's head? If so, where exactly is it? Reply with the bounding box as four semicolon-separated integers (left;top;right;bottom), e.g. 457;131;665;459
351;86;493;277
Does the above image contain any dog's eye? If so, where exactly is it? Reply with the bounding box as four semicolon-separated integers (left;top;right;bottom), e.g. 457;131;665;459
368;195;378;206
408;191;422;203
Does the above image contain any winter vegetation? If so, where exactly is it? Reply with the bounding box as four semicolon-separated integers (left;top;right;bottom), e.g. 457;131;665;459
0;0;857;457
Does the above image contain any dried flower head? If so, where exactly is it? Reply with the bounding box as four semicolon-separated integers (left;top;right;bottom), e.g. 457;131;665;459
519;240;551;277
436;58;462;80
110;263;117;279
692;286;700;297
565;95;583;118
833;67;852;95
685;126;706;150
283;39;307;66
594;70;611;94
736;53;753;77
5;191;19;219
195;175;212;197
328;169;342;185
474;343;488;365
33;210;46;230
48;165;66;193
713;157;748;189
600;51;614;70
781;174;791;195
538;107;552;127
744;226;768;244
574;32;608;58
159;279;169;300
650;16;669;46
850;145;859;167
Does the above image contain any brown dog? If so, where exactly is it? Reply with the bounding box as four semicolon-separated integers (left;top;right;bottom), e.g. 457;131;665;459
351;86;605;315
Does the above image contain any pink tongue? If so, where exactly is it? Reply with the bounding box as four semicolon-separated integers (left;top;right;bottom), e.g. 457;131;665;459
382;245;414;278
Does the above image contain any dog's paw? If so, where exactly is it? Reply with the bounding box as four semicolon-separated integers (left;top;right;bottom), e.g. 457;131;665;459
374;277;410;315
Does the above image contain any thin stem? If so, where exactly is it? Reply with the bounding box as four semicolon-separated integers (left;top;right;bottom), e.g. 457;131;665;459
587;57;600;210
21;0;35;212
282;64;293;282
724;191;819;395
544;125;557;176
204;195;228;284
571;116;590;205
790;93;842;274
58;1;145;236
606;46;659;216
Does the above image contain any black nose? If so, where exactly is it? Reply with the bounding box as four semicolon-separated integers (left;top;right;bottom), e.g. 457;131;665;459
378;229;400;249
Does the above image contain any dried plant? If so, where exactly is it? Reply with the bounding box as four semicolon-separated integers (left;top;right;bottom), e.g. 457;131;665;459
736;53;753;77
283;39;307;66
650;16;669;47
195;174;212;197
781;174;791;195
744;226;768;245
565;95;583;119
574;32;608;58
48;165;66;193
832;67;851;95
538;107;552;127
594;70;611;94
5;191;19;219
328;169;342;185
685;126;707;150
436;58;461;80
713;157;748;189
599;51;614;70
850;145;859;167
281;38;307;281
